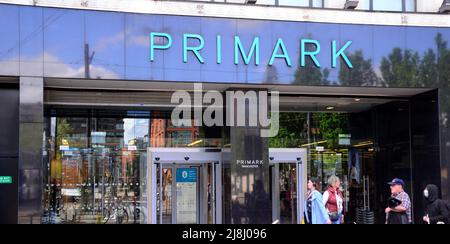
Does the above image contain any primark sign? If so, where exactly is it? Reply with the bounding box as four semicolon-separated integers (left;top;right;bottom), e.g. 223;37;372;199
149;32;354;69
152;32;355;138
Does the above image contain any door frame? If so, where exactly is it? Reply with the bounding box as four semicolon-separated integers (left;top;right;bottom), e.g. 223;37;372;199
269;148;308;224
147;148;222;224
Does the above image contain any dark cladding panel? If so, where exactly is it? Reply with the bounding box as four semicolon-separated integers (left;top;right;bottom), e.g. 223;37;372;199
0;84;19;224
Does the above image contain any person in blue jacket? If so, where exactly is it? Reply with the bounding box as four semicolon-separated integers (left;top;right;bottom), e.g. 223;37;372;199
304;178;331;224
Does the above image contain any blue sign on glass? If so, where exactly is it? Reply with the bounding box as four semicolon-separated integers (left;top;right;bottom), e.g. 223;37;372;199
176;168;198;183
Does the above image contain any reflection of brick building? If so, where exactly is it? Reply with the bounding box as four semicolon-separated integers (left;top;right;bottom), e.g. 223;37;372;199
150;119;166;147
120;138;146;183
150;119;197;147
121;148;134;183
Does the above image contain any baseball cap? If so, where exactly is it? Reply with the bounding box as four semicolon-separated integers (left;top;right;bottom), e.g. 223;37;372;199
387;178;405;187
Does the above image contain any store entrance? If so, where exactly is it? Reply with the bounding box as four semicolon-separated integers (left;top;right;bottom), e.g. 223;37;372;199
148;148;222;224
269;149;307;224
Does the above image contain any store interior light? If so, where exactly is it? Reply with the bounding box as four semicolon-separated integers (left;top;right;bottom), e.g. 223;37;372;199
187;139;203;147
300;140;327;147
326;106;335;110
354;98;361;102
354;141;374;147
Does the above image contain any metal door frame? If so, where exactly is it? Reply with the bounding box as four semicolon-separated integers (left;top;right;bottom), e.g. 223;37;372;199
147;148;222;224
269;148;308;224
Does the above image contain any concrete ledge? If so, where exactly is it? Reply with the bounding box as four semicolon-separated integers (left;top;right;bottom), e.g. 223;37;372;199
0;0;449;27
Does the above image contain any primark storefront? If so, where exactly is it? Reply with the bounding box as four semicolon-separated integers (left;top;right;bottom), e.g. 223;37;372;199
0;1;449;224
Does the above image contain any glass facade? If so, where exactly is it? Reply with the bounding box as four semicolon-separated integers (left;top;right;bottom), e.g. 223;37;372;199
42;108;223;224
0;3;448;224
39;90;439;224
1;4;446;85
169;0;419;12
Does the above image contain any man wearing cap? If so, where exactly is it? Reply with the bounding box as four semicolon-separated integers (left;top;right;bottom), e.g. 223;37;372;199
385;178;412;224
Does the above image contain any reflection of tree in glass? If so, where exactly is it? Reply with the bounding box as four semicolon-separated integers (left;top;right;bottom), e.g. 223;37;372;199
339;50;380;87
264;65;278;84
269;113;308;148
380;33;450;115
57;118;73;143
313;113;348;148
293;40;330;86
380;48;420;87
275;33;450;149
293;65;330;86
51;119;73;179
421;33;450;129
269;112;348;149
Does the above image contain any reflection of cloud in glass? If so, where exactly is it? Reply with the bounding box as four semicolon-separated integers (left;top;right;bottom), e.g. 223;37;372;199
130;34;150;47
7;52;120;79
124;119;149;146
45;53;119;79
237;20;268;31
124;119;135;146
94;32;124;53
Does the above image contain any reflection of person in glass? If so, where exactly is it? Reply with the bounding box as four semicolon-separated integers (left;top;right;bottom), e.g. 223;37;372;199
323;176;344;224
247;180;270;224
304;178;331;224
231;196;243;224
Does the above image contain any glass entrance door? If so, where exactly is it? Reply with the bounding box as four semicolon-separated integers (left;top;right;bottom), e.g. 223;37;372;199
160;166;173;224
158;165;201;224
149;148;222;224
271;163;298;224
175;167;199;224
269;149;307;224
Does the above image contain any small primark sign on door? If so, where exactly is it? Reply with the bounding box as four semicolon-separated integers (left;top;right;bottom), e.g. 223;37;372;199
0;176;13;184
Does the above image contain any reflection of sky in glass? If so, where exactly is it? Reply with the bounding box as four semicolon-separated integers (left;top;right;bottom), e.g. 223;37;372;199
373;0;402;11
125;13;164;80
200;17;238;83
270;21;306;83
279;0;309;7
312;0;323;8
0;5;19;61
306;22;340;82
406;27;438;54
19;6;43;60
124;119;149;146
85;11;125;79
338;24;374;84
373;26;405;71
358;0;371;10
405;0;415;12
236;19;274;83
0;4;449;86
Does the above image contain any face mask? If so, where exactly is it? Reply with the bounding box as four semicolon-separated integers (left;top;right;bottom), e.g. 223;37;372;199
424;189;429;198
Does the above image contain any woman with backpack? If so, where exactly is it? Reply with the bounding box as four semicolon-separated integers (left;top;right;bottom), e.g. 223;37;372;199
323;175;345;224
423;184;449;224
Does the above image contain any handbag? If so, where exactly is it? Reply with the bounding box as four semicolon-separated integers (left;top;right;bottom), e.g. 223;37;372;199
329;212;340;222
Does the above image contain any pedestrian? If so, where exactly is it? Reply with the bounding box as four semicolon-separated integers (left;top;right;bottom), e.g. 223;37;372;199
323;175;344;224
385;178;412;224
304;178;331;224
423;184;448;224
